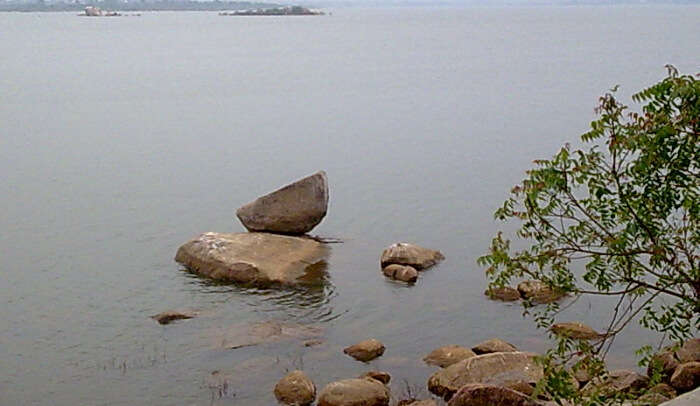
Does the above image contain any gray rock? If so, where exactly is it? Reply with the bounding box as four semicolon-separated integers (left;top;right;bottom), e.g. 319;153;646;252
175;232;329;286
317;378;390;406
344;339;385;362
424;345;477;368
427;352;543;400
380;243;444;270
274;370;316;406
382;264;418;283
236;171;329;234
471;338;517;355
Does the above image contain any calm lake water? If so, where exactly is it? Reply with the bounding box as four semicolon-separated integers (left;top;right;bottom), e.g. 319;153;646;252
1;6;699;405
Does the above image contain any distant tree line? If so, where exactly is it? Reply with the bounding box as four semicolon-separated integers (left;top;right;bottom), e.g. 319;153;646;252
0;0;282;12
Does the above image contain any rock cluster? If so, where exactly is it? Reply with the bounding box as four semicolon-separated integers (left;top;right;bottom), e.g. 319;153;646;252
484;280;566;304
379;243;444;284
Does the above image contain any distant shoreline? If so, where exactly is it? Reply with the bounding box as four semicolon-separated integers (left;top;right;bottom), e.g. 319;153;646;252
0;1;283;13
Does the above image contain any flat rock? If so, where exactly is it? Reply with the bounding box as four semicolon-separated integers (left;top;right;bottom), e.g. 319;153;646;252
517;280;565;304
380;243;444;270
550;322;601;340
175;232;329;286
209;320;323;349
670;362;700;392
424;345;477;368
317;378;390;406
344;339;385;362
236;171;328;234
151;310;196;325
427;352;543;400
447;383;541;406
484;286;521;301
359;371;391;385
382;264;418;283
471;338;517;355
274;370;316;406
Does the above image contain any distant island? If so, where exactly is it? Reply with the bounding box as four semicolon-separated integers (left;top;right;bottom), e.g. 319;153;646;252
219;6;324;15
0;0;283;12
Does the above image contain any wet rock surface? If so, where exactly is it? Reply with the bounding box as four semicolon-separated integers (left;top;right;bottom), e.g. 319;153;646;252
175;232;329;286
382;264;419;283
484;286;521;301
209;320;323;349
317;378;390;406
471;338;517;355
516;280;565;304
550;322;601;340
344;339;386;362
380;243;444;270
236;171;329;234
359;370;391;385
274;370;316;406
447;383;541;406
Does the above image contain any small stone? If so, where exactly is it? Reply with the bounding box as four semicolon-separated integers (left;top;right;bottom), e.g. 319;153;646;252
471;338;518;355
359;371;391;385
344;339;385;362
550;322;601;340
274;370;316;406
151;310;195;325
382;264;418;283
303;339;324;347
484;286;521;301
447;383;540;406
380;243;444;270
424;345;477;368
670;361;700;392
517;280;565;304
317;378;390;406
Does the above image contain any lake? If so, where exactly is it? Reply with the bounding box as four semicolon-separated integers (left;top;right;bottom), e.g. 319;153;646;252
1;6;698;405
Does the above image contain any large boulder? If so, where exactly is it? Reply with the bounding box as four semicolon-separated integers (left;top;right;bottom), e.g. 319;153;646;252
424;345;477;368
517;280;565;304
317;378;390;406
670;362;700;392
447;383;540;406
344;339;385;362
175;232;329;286
236;171;329;234
427;352;543;400
648;339;700;380
380;243;444;270
471;338;517;355
274;370;316;406
582;369;649;396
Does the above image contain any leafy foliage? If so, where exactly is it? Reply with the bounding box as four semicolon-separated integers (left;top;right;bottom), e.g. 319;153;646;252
478;67;699;404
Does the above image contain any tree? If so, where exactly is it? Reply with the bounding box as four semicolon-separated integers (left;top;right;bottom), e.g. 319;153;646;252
478;66;699;403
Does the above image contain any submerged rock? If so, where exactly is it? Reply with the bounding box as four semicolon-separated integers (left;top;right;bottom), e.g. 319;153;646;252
484;286;521;301
471;338;517;355
210;320;323;349
151;310;196;325
317;378;390;406
175;232;329;286
550;322;602;340
380;243;444;270
274;370;316;406
447;383;540;406
382;264;419;283
424;345;477;368
344;339;385;362
516;280;565;304
236;171;329;234
427;352;543;400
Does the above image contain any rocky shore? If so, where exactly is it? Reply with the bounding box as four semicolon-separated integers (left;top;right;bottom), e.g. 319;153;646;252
164;170;698;405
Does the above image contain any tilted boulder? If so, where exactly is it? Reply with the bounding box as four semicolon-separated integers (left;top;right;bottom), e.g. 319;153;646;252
236;171;329;234
274;370;316;406
427;352;543;400
380;243;444;270
382;264;418;283
175;232;329;286
317;378;390;406
344;339;385;362
471;338;517;355
424;345;477;368
447;383;541;406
